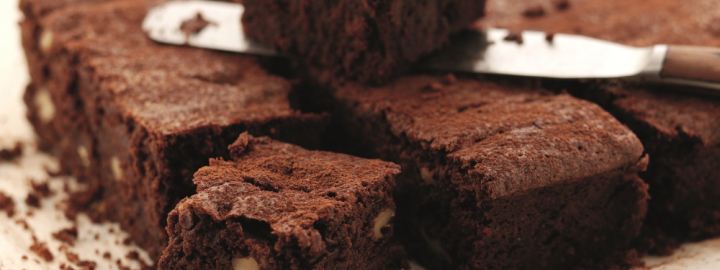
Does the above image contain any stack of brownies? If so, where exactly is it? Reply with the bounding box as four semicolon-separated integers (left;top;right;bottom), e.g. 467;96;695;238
19;0;720;269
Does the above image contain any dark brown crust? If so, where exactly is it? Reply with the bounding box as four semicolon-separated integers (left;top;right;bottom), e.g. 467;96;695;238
20;0;327;259
159;135;404;269
242;0;487;85
482;0;720;253
330;75;648;269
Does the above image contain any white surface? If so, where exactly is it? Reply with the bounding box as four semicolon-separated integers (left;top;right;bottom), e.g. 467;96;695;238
1;0;719;269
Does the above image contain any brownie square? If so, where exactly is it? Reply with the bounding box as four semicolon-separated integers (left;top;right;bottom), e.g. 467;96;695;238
242;0;487;84
159;134;404;269
483;0;720;252
20;0;327;258
331;75;649;269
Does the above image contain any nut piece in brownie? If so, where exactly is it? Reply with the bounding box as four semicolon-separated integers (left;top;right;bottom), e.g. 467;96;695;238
242;0;487;84
483;0;720;253
159;134;404;269
331;75;649;269
20;0;327;258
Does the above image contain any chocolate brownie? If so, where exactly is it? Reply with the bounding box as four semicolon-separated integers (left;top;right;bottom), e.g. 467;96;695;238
330;75;649;269
483;0;720;253
241;0;487;84
159;134;404;269
20;0;327;258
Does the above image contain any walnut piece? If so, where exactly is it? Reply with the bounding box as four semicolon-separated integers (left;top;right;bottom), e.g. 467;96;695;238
232;257;259;270
372;208;395;240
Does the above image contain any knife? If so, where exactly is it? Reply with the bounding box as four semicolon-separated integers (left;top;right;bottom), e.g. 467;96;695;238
142;0;720;95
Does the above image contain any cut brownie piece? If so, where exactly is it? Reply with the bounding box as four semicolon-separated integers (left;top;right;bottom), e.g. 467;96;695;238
330;75;649;269
483;0;720;253
159;134;404;269
20;0;327;258
242;0;487;84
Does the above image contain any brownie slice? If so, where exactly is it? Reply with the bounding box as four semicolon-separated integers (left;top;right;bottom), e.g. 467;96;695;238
20;0;327;258
330;75;649;269
483;0;720;253
159;134;404;269
241;0;487;84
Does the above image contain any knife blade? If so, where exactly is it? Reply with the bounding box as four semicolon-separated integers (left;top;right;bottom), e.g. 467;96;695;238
142;0;720;95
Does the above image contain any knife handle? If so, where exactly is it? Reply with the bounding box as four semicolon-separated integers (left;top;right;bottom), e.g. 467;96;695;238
661;45;720;84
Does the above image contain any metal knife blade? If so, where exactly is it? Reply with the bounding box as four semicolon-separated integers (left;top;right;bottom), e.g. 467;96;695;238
143;1;720;94
142;0;275;56
421;29;665;80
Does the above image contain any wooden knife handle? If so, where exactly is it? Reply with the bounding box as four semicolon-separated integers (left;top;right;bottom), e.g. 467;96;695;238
661;45;720;83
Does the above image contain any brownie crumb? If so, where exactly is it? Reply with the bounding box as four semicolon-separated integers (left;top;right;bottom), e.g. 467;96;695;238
0;142;23;161
31;181;54;198
0;192;16;217
52;227;79;245
229;133;253;156
103;252;111;260
545;32;556;44
21;255;28;260
180;12;215;39
554;0;571;11
125;250;140;261
77;260;97;270
30;239;54;262
25;192;41;208
125;250;151;269
15;218;30;230
504;32;524;44
116;259;131;270
522;5;546;18
65;250;80;263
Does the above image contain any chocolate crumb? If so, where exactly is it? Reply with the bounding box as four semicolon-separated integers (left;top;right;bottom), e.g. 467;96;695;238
545;32;556;44
103;252;111;259
554;0;571;11
117;259;131;270
522;5;546;18
504;32;524;45
0;192;16;217
125;250;140;261
25;192;41;208
15;219;30;230
53;227;79;245
30;239;54;262
229;133;253;156
77;260;97;270
122;236;132;245
65;250;80;263
0;142;23;161
31;181;54;198
180;12;216;39
21;255;28;260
